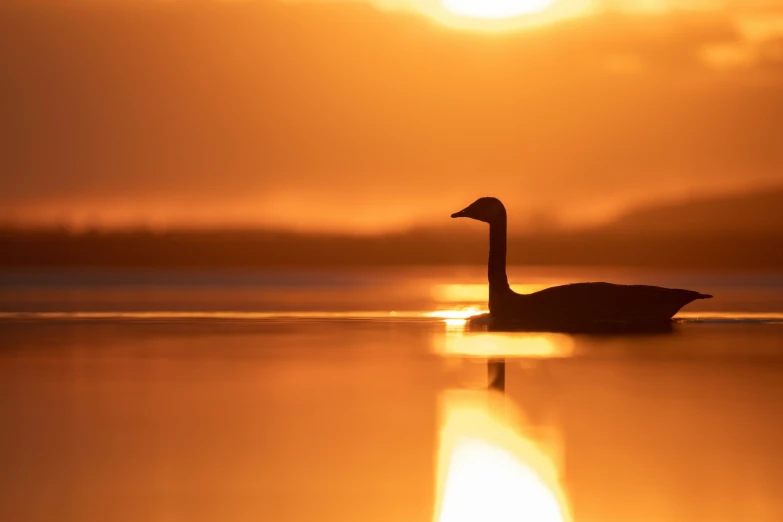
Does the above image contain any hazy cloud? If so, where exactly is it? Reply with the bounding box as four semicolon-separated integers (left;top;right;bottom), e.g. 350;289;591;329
1;0;782;231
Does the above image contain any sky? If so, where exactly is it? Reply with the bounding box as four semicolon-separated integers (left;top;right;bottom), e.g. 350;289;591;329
1;0;783;232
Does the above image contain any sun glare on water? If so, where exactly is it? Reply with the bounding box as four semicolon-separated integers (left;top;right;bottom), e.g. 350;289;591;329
434;391;571;522
442;0;555;19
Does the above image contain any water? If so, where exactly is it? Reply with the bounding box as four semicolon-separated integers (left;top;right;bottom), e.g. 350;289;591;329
1;266;783;522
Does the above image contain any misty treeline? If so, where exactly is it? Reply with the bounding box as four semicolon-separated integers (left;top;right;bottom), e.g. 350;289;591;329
0;227;781;269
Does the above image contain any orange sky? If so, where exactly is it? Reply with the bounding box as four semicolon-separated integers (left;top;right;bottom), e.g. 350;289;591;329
1;0;783;232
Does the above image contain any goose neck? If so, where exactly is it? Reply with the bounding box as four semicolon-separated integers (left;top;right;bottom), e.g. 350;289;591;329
488;218;509;292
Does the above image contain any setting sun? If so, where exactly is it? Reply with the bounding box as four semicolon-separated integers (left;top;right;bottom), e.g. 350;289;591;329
442;0;555;18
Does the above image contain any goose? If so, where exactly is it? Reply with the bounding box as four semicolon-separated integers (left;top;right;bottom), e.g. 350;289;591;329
451;197;712;329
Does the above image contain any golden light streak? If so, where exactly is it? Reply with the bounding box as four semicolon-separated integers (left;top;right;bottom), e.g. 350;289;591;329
434;391;571;522
676;312;783;322
441;331;575;358
1;311;777;322
433;284;555;304
425;307;488;320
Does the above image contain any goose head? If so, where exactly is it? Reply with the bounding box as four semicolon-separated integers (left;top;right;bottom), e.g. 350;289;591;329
451;197;506;224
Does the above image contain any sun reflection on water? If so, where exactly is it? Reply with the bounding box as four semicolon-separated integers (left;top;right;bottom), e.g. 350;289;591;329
434;390;571;522
425;307;487;320
443;332;575;358
427;307;575;358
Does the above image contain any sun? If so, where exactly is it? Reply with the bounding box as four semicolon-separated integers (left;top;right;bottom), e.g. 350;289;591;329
408;0;588;31
441;0;556;19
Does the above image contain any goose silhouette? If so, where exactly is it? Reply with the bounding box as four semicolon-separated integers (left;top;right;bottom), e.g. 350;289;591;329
452;197;712;330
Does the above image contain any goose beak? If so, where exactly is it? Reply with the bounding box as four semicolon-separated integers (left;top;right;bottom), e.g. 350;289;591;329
451;208;469;218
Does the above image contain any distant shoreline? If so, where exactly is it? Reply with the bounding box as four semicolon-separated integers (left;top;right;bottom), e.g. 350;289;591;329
1;227;781;270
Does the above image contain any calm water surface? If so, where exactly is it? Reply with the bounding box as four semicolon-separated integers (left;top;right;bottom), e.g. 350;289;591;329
1;267;782;522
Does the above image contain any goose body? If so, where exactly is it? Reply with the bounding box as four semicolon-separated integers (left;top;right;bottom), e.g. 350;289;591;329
451;197;712;328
